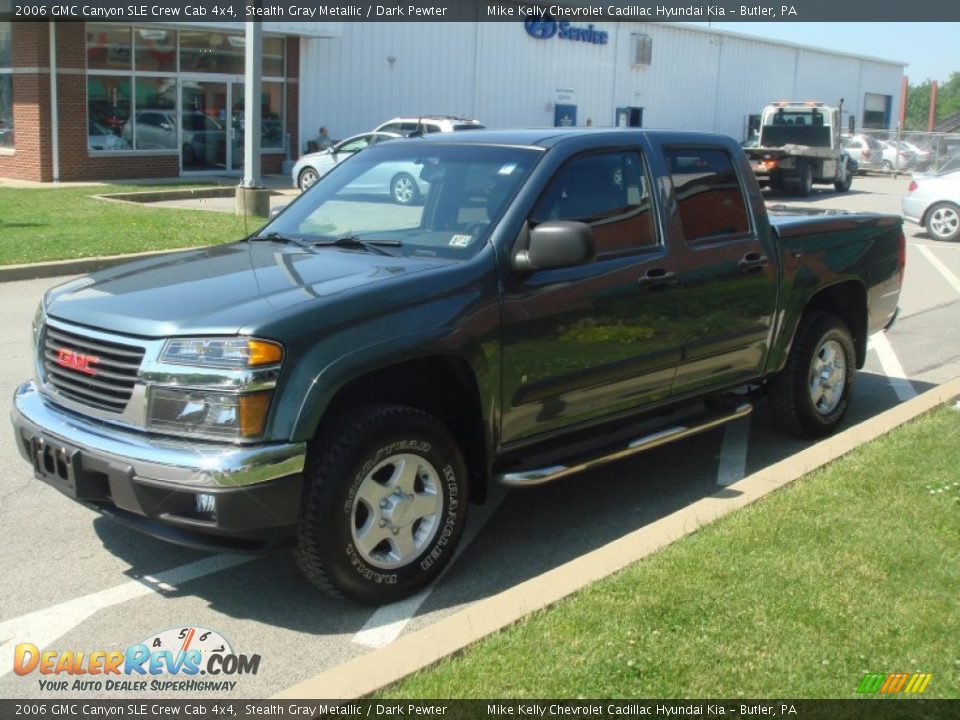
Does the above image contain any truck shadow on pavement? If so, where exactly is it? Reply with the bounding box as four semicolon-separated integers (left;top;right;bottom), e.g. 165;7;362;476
91;370;934;640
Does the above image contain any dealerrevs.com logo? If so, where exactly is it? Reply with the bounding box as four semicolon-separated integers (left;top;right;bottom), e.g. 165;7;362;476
13;626;260;693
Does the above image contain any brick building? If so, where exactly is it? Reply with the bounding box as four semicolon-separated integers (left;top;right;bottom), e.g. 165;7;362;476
0;21;335;182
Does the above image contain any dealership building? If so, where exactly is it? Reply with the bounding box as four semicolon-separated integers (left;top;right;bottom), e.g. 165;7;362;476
0;11;906;182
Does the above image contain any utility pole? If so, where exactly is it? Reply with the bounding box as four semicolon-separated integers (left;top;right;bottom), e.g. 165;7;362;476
236;19;270;217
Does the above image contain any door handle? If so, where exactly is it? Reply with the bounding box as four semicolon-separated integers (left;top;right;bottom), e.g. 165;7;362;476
637;269;679;289
738;253;769;271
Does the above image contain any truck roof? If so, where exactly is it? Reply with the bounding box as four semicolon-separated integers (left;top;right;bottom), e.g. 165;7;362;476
397;127;735;149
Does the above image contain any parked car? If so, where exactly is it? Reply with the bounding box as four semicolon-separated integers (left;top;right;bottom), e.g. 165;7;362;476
902;170;960;242
340;156;433;205
879;140;916;172
12;128;904;605
896;140;934;171
842;134;885;172
87;121;130;151
121;110;226;164
291;131;401;191
373;115;485;135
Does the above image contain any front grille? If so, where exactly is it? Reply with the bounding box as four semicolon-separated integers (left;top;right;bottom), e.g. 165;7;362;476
42;324;145;413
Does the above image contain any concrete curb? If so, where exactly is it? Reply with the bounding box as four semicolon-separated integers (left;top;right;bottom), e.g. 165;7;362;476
0;247;204;282
273;375;960;700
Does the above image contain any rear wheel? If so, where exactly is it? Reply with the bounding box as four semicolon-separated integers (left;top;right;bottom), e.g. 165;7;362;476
925;202;960;242
792;162;813;197
390;172;420;205
834;161;853;192
295;404;469;605
768;312;856;438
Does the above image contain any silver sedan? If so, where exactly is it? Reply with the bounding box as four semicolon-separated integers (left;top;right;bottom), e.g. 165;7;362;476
902;170;960;242
291;131;401;191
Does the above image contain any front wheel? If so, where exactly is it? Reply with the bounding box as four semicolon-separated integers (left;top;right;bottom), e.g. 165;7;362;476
295;404;469;605
768;312;856;438
298;167;320;192
925;202;960;242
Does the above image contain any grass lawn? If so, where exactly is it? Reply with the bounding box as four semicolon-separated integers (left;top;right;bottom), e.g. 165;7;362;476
0;185;256;265
379;404;960;699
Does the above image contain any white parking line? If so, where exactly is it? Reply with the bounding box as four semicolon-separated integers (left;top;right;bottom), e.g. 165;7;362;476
916;244;960;295
869;332;917;402
352;489;507;649
0;554;253;679
716;416;751;486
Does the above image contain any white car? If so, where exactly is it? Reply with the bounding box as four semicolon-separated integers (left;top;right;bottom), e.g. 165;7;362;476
879;140;915;172
373;116;485;135
291;131;400;191
902;170;960;242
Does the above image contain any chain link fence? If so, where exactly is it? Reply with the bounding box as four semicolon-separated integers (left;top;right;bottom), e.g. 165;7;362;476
849;129;960;175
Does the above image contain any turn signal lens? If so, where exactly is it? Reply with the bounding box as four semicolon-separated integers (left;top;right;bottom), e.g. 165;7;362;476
239;392;272;438
161;337;283;368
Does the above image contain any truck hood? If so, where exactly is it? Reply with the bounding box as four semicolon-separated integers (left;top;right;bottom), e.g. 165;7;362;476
45;241;447;338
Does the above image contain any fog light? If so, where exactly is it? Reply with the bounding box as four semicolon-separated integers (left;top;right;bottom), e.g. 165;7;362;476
195;493;217;519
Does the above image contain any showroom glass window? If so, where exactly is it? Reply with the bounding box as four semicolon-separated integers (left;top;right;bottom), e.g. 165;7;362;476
86;25;286;155
1;22;12;149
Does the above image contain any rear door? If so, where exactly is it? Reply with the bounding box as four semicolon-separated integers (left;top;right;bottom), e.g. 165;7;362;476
662;145;779;396
499;148;684;444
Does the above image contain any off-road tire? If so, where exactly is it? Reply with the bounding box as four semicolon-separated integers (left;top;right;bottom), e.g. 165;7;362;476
295;404;469;605
768;312;856;438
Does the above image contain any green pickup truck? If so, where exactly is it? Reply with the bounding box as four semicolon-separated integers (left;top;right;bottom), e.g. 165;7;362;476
11;129;904;604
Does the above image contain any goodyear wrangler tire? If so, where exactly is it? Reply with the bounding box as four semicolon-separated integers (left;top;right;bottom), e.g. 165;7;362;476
768;312;856;439
295;404;469;605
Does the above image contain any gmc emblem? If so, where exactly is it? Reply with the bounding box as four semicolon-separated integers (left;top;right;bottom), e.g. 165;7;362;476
56;348;100;376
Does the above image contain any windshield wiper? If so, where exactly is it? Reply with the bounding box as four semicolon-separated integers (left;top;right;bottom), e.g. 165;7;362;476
248;231;312;249
313;234;402;257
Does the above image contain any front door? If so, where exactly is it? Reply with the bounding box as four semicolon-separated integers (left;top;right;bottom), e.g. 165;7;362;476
180;80;229;172
499;148;684;445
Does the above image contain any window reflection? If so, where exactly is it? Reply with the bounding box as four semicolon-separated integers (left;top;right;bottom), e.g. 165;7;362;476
87;76;131;151
134;28;176;73
131;77;177;150
87;25;131;71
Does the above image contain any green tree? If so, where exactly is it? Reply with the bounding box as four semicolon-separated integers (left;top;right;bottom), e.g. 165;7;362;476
905;72;960;131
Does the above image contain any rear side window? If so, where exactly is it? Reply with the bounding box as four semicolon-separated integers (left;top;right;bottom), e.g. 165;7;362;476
663;147;750;242
530;151;658;256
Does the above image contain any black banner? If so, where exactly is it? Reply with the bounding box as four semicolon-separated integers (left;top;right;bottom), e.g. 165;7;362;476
1;700;958;720
1;0;959;23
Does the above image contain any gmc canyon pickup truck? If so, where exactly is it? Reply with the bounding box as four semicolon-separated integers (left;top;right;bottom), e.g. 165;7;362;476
11;129;904;604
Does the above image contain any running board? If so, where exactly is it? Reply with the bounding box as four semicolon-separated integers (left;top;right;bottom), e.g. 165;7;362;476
496;401;753;488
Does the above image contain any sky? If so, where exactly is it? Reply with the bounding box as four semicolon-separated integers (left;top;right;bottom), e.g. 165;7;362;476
693;22;958;84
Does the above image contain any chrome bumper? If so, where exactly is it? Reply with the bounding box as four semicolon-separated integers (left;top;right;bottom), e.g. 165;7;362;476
11;380;306;489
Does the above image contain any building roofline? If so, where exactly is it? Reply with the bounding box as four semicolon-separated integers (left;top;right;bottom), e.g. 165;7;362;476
647;21;908;70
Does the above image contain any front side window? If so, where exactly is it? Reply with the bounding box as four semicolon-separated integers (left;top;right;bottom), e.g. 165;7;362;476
531;151;658;255
663;147;750;242
267;143;542;260
1;21;12;149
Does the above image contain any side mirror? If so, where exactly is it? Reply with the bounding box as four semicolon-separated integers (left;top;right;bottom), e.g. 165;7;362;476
514;221;596;273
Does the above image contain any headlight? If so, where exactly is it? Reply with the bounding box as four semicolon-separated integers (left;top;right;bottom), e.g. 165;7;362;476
147;387;272;441
160;337;283;369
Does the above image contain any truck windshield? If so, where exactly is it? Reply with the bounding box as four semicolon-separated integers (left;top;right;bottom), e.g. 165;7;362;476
269;142;542;260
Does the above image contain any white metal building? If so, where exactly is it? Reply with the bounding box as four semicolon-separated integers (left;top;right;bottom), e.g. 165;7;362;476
299;20;905;147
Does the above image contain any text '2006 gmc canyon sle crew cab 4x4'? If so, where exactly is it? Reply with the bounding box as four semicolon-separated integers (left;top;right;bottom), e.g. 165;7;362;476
11;129;904;604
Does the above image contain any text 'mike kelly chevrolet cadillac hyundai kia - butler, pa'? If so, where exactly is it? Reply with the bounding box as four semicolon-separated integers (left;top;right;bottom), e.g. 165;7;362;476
11;128;904;604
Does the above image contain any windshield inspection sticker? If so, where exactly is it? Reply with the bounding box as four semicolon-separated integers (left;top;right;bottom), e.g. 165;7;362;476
449;235;473;248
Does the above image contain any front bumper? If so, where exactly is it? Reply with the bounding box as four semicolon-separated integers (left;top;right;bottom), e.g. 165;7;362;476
11;381;306;550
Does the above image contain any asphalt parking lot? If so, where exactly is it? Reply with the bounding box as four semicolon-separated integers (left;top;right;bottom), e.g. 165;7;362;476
1;174;958;699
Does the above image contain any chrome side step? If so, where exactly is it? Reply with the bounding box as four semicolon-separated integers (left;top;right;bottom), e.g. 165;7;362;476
496;401;753;488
